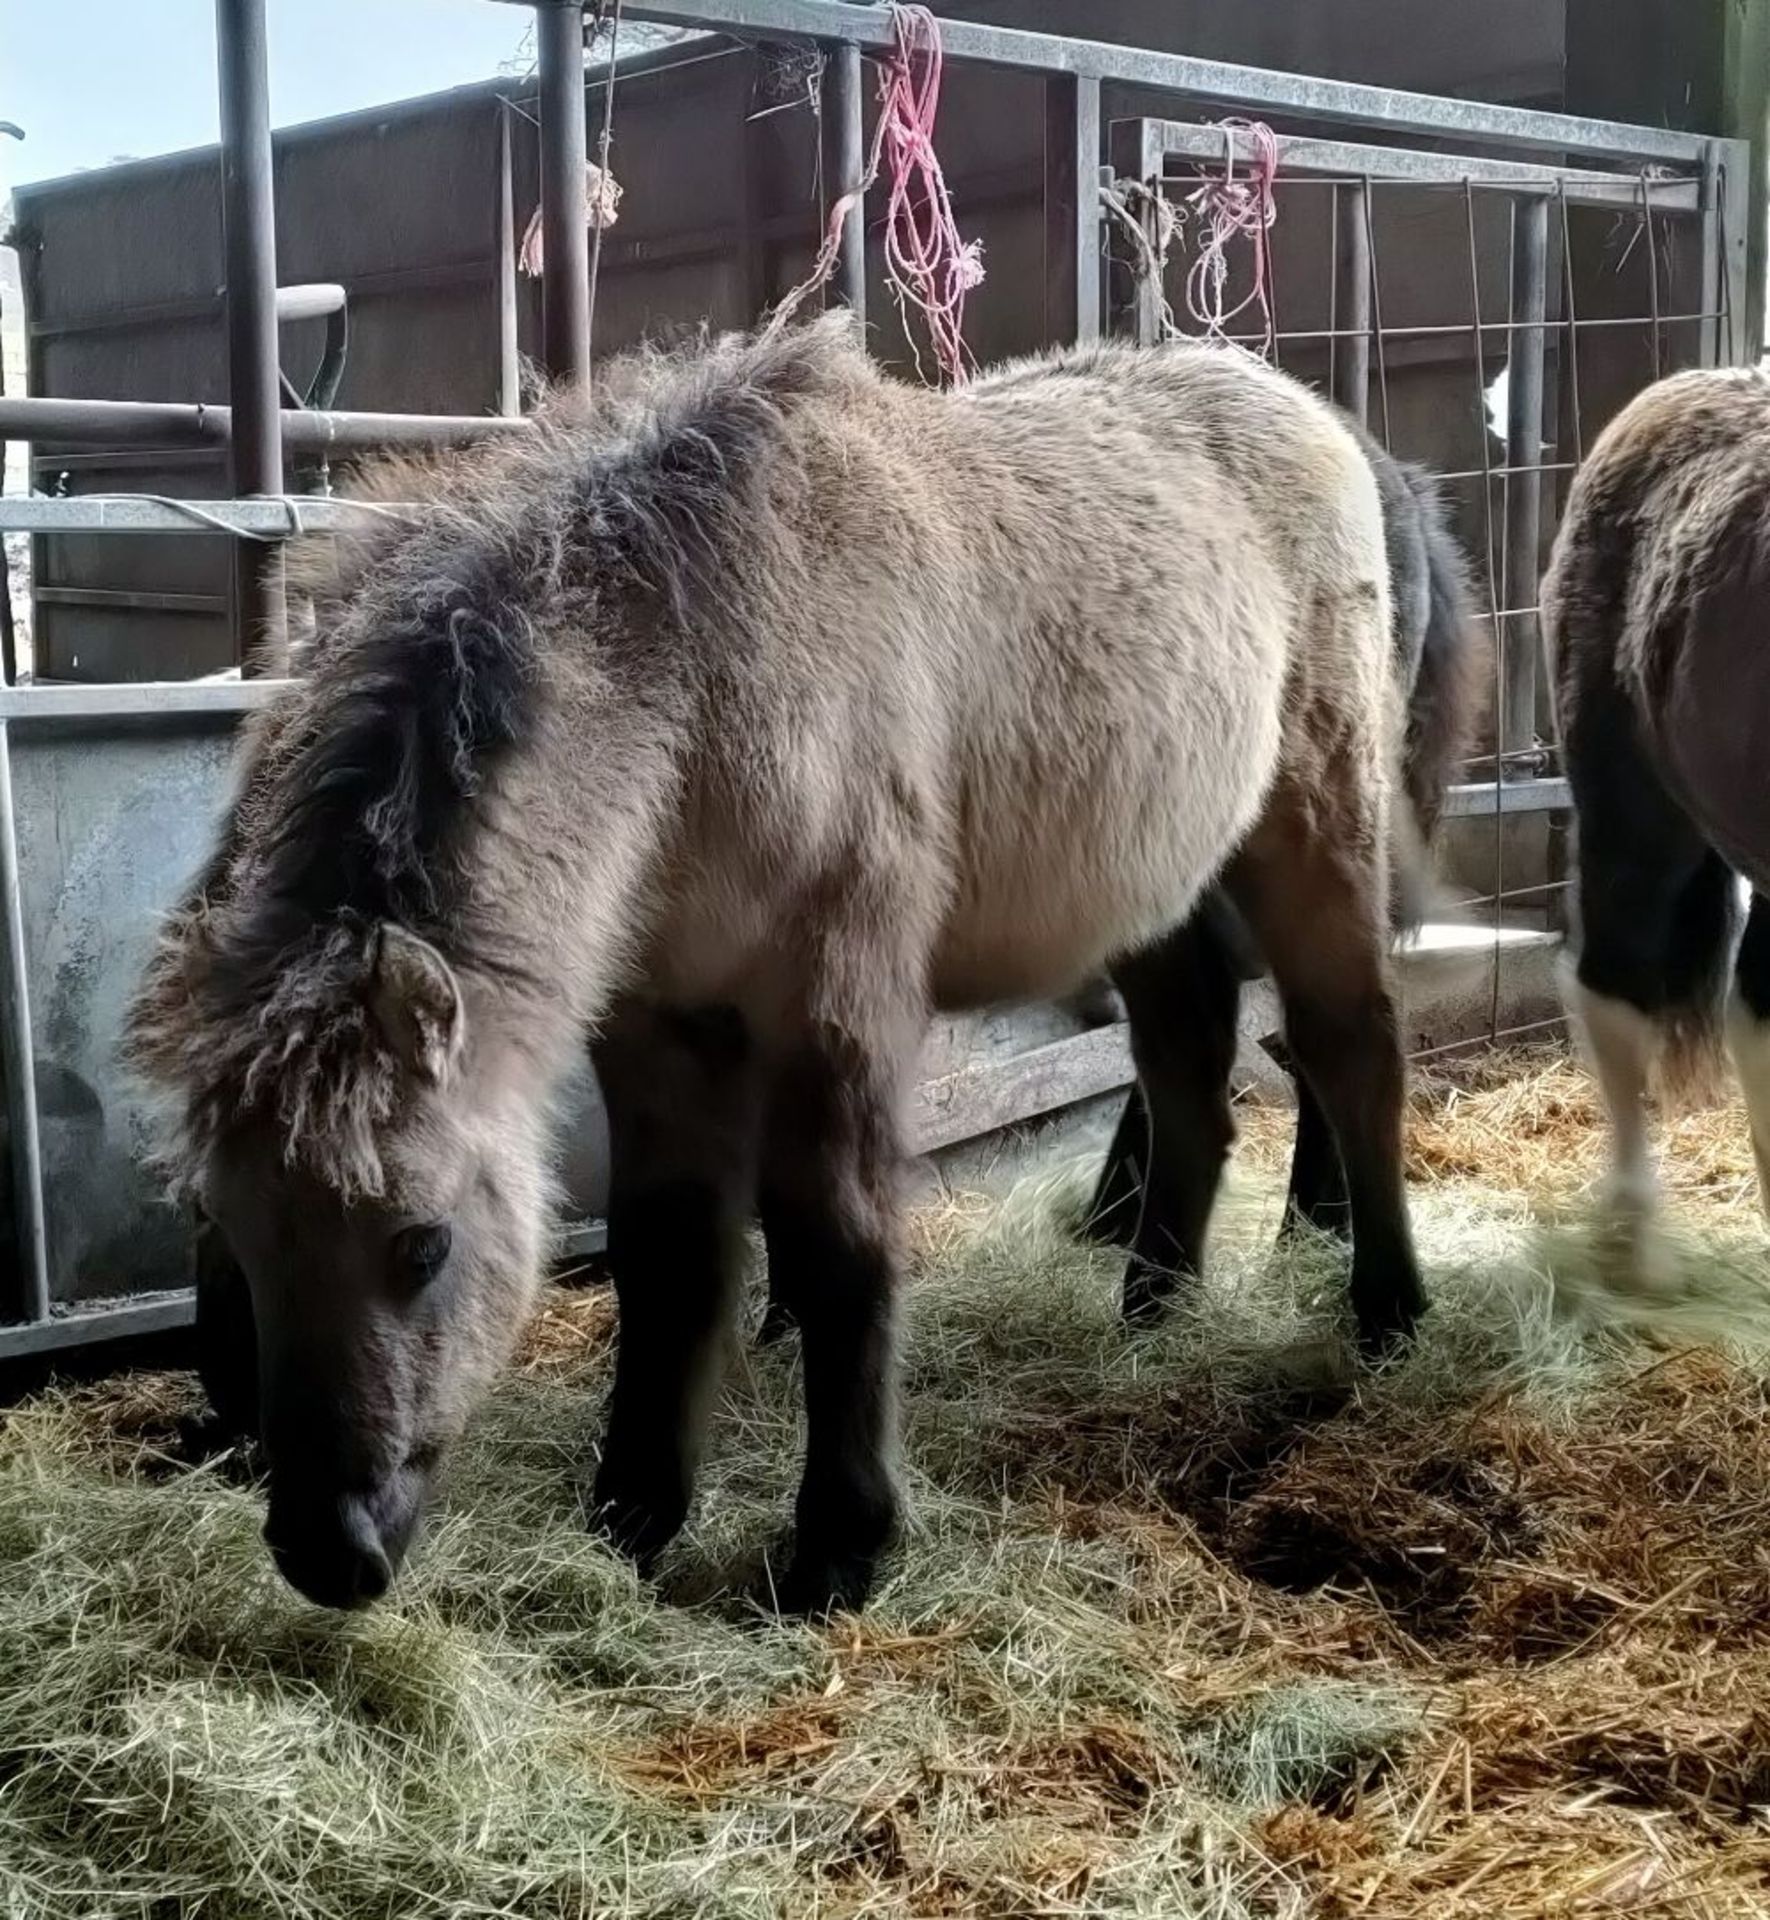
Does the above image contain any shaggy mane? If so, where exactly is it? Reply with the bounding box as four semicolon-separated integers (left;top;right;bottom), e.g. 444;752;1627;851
127;317;868;1193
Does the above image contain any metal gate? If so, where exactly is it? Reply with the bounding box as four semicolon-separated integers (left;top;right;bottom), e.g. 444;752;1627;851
1108;111;1745;1054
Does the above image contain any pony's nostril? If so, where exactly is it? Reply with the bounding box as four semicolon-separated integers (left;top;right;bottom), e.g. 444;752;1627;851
351;1540;393;1603
337;1493;392;1597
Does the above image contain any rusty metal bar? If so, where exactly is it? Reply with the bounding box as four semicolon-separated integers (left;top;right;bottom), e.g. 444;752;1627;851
215;0;286;671
537;1;591;387
1502;194;1549;773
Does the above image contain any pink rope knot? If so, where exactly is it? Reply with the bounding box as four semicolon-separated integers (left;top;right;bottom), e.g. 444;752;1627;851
874;4;983;384
1182;119;1280;355
518;164;622;278
761;5;982;385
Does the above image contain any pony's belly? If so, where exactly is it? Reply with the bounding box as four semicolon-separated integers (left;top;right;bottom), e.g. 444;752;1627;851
928;724;1281;1011
928;867;1213;1012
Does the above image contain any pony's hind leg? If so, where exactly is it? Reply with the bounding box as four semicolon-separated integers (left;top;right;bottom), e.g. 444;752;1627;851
1110;917;1243;1323
1082;1086;1149;1249
590;1003;763;1569
1225;802;1425;1354
1281;1078;1351;1241
1728;888;1770;1218
1564;699;1730;1217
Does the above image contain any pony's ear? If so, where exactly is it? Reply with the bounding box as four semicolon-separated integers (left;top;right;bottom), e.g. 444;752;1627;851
367;923;465;1086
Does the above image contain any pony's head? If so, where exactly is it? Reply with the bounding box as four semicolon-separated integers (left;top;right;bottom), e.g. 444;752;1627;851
125;447;563;1606
133;902;554;1609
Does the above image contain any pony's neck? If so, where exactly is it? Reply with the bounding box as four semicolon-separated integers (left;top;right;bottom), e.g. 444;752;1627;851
462;669;689;1061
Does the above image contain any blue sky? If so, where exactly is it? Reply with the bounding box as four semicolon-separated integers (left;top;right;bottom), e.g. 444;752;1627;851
2;1;536;199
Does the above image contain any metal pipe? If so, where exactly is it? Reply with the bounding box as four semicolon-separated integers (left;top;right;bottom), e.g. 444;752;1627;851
830;39;866;322
537;1;591;388
1502;195;1549;772
215;0;286;672
0;721;51;1327
1330;181;1370;423
496;103;522;415
0;396;531;451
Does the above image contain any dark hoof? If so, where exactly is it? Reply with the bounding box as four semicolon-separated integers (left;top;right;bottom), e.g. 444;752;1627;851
1081;1200;1139;1251
1121;1256;1182;1328
589;1472;689;1571
1354;1289;1427;1362
757;1299;798;1346
1277;1204;1353;1247
176;1411;258;1472
765;1548;881;1619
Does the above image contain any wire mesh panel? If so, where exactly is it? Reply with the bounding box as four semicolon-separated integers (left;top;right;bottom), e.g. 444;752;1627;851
1106;117;1742;1057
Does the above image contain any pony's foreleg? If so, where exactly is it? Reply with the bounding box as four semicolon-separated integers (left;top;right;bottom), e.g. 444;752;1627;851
761;957;916;1615
1227;795;1426;1354
1110;918;1242;1324
1728;890;1770;1219
590;1004;762;1569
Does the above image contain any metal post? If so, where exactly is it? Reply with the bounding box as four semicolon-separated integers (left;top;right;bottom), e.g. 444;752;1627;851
1717;137;1753;366
1502;194;1549;771
537;2;591;388
215;0;286;673
496;103;522;414
0;721;49;1326
1043;73;1101;344
830;40;867;321
1331;181;1370;423
1107;120;1168;348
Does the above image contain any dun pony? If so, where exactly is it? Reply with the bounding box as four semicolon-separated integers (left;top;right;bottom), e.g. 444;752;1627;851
128;318;1420;1616
1544;364;1770;1222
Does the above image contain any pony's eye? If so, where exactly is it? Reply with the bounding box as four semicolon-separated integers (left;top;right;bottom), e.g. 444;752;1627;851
392;1222;452;1285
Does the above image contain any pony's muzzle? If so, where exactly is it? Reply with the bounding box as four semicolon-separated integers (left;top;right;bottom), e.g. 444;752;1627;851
264;1484;410;1610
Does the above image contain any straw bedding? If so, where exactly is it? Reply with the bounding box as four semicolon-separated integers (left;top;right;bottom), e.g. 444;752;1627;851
3;1046;1769;1918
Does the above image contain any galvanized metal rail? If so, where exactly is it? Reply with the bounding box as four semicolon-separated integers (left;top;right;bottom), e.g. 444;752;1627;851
603;0;1714;167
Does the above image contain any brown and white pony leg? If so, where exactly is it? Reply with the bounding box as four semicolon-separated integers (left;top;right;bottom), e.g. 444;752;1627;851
1226;786;1426;1353
591;1003;763;1569
761;918;920;1615
1560;701;1734;1225
1564;962;1660;1216
1727;890;1770;1219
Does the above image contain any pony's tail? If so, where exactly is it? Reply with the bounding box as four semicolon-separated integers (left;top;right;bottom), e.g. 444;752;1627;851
1389;466;1490;938
1651;852;1741;1111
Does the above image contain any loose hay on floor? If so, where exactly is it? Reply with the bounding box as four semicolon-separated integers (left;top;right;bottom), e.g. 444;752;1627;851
4;1049;1770;1918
